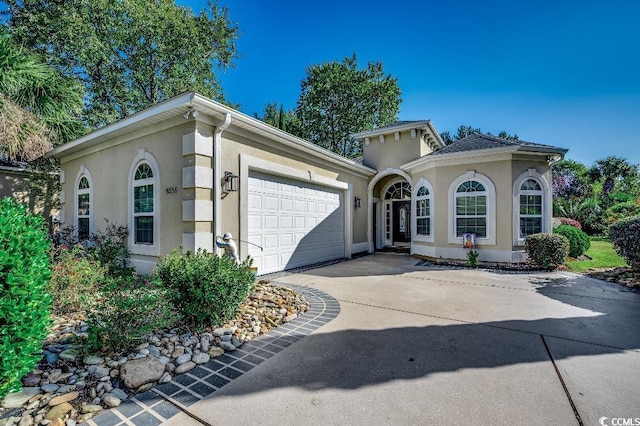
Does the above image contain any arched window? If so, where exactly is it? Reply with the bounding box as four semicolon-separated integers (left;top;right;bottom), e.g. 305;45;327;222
133;162;155;244
385;181;412;199
449;172;496;245
77;175;91;239
412;178;434;242
455;180;487;238
518;178;543;238
513;170;550;245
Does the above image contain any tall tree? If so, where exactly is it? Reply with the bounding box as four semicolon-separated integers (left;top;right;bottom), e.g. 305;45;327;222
3;0;238;128
295;54;401;158
552;159;592;199
255;101;301;135
0;31;84;160
589;156;638;196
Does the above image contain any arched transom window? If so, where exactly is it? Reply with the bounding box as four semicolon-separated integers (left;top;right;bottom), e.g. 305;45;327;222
133;163;155;244
77;176;90;239
455;180;487;237
385;181;412;199
518;178;543;238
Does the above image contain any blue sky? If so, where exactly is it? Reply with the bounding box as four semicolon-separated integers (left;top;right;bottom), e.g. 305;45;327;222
176;0;638;167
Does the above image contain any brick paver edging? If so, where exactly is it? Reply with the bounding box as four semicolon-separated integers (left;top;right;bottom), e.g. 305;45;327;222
87;284;339;426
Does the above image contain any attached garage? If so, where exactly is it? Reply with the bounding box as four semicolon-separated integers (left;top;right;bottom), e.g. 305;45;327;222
247;171;345;274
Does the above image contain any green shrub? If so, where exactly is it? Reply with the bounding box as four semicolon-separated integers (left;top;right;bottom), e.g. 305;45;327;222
85;275;180;353
554;224;591;258
156;248;254;329
466;250;479;268
49;245;106;314
609;217;640;270
0;198;52;399
525;233;569;270
88;220;133;276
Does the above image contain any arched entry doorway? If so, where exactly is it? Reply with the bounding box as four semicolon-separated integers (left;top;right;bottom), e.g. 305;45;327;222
381;180;412;246
367;169;413;252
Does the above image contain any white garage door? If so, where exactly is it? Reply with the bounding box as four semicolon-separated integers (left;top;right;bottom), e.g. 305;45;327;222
247;171;344;274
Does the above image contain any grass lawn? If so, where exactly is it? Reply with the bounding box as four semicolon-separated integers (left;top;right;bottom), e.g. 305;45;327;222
567;237;627;273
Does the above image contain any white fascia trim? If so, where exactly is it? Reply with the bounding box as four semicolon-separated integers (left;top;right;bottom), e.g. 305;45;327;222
50;93;196;158
239;154;352;261
351;121;433;139
49;91;375;177
191;94;376;177
401;147;520;171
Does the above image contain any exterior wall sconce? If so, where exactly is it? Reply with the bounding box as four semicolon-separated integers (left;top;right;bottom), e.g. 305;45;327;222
354;196;361;208
224;171;238;192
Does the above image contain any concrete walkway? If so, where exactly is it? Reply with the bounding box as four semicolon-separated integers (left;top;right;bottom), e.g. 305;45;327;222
168;253;640;425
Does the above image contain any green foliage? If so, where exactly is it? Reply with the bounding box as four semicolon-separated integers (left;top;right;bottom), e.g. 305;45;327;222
589;156;638;197
554;225;590;258
567;238;627;273
88;221;133;276
525;233;569;270
295;53;401;158
49;245;106;314
555;217;582;229
0;198;52;399
85;275;180;353
256;101;301;135
609;217;640;270
156;248;254;329
4;0;239;128
466;250;479;268
0;31;84;159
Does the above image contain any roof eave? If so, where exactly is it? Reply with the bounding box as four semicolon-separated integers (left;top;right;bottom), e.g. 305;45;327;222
48;92;376;177
350;121;433;139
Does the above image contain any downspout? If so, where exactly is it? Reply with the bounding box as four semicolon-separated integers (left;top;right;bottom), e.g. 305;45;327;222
214;113;232;255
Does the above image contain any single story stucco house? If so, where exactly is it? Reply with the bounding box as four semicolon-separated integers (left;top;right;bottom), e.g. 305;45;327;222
49;92;567;274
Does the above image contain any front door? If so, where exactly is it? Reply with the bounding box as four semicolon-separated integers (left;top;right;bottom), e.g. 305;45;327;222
393;200;411;243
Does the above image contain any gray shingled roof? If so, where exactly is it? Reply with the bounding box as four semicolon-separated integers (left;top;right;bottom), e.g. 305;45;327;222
427;133;566;156
368;120;428;132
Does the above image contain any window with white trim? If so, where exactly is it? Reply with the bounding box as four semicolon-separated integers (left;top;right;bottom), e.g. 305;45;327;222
455;180;487;238
518;178;543;238
415;186;431;236
385;181;412;199
77;176;90;239
133;163;155;244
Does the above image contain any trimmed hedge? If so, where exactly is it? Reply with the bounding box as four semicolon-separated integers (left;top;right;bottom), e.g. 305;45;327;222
609;217;640;270
156;248;255;329
554;224;590;258
525;233;569;270
0;198;52;399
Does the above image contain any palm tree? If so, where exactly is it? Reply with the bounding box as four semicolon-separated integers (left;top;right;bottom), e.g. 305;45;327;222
589;156;638;195
0;31;84;161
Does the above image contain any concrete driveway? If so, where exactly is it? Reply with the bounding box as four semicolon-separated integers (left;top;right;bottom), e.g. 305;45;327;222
168;253;640;426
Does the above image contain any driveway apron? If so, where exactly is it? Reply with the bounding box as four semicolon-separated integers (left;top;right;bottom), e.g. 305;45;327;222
166;253;640;425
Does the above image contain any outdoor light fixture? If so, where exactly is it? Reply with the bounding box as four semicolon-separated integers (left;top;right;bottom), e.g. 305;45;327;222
224;171;238;192
354;196;361;208
182;106;199;119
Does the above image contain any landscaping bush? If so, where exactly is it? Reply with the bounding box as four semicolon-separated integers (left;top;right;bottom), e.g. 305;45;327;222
88;220;133;276
554;224;591;258
156;248;255;329
556;217;582;230
609;217;640;270
48;245;106;314
525;233;569;270
0;198;52;399
85;275;180;353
